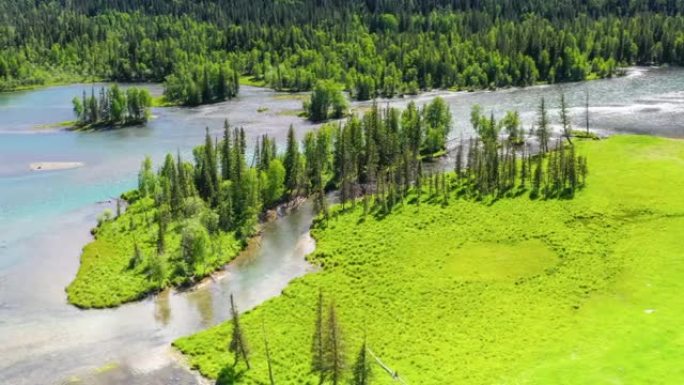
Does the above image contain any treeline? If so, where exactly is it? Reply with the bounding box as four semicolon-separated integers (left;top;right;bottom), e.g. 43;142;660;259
164;62;239;106
2;1;684;99
132;124;279;285
72;85;151;127
136;123;283;243
459;102;588;200
132;94;585;268
317;100;587;217
109;93;588;307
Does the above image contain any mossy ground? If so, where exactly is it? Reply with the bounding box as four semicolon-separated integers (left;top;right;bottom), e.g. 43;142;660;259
239;75;268;88
151;95;178;107
66;197;241;308
173;135;682;384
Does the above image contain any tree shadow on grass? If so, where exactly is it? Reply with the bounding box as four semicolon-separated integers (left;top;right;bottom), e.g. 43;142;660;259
216;365;246;385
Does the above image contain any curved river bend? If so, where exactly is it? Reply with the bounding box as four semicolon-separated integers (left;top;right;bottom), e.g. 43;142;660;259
0;67;683;385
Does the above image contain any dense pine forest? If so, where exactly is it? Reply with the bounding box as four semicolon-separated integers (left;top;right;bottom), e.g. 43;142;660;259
2;0;684;101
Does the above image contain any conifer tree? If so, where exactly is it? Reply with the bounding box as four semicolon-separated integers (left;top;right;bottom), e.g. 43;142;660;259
324;301;345;385
221;120;233;181
284;125;300;196
532;155;543;198
536;97;550;154
559;93;573;145
351;335;371;385
156;206;168;255
584;88;591;135
229;294;250;369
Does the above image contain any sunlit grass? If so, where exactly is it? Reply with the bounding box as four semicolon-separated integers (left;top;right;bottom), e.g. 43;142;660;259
170;135;682;384
66;197;241;308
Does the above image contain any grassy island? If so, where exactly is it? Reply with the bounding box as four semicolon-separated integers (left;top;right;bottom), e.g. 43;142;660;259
174;135;684;384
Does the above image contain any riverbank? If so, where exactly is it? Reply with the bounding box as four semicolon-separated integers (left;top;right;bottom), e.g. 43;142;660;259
65;196;244;308
66;193;309;309
0;73;102;94
174;135;684;384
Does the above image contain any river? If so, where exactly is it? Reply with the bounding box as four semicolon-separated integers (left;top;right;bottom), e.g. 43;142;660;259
0;67;683;385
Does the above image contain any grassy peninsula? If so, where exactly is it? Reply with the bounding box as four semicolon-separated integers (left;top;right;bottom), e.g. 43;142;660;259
174;135;684;384
67;95;589;310
66;196;241;308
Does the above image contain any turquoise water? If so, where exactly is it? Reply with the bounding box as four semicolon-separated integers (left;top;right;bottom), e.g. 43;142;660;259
0;67;683;385
0;83;316;385
0;83;310;269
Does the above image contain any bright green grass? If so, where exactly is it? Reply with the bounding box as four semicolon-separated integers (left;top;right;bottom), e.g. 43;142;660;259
151;95;178;107
174;135;684;384
447;240;558;281
66;197;241;308
0;70;101;93
239;75;268;88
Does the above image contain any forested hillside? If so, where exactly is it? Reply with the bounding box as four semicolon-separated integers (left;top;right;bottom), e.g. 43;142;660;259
2;0;684;100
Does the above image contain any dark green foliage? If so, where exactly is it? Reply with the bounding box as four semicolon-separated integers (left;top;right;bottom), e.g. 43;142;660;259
421;97;452;155
164;62;239;106
3;1;684;98
306;81;348;122
324;301;345;385
536;98;551;154
284;125;302;197
351;336;371;385
559;93;573;145
465;105;587;200
98;97;587;308
179;220;211;276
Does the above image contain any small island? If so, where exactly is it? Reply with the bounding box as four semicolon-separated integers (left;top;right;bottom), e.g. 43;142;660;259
30;161;84;171
70;85;152;130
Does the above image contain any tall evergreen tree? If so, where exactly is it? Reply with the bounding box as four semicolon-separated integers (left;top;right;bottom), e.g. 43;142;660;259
284;125;300;196
351;335;372;385
229;294;250;369
536;97;550;154
559;93;573;145
221;120;233;181
324;301;345;385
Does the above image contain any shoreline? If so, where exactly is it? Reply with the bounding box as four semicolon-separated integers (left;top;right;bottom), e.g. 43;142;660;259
68;195;310;309
12;66;650;133
174;197;310;294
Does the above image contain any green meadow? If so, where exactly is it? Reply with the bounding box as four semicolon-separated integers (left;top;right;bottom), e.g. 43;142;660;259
66;197;241;308
174;135;684;384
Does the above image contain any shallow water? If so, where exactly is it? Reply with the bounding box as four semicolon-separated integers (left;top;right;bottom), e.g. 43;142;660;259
0;85;317;385
372;66;684;139
0;67;683;385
